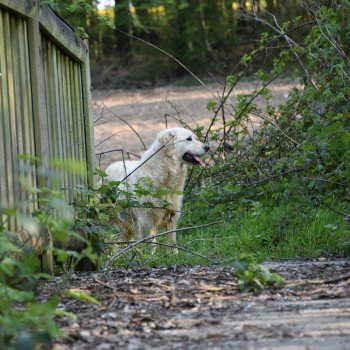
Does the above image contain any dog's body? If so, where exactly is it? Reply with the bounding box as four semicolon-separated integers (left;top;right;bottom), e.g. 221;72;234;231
103;128;209;249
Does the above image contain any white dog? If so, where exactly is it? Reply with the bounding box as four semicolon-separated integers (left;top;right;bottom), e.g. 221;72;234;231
102;128;209;251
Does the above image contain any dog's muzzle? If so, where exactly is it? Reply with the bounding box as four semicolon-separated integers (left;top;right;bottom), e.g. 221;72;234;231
182;144;209;166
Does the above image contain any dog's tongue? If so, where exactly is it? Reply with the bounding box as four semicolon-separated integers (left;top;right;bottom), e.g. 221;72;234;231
193;155;205;166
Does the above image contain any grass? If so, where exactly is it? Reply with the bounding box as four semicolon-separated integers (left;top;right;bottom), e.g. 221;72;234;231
112;199;350;268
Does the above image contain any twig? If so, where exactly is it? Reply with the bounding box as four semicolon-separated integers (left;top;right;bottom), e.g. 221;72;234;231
303;177;350;188
118;135;175;183
102;239;217;264
250;10;315;86
93;277;116;290
286;271;350;288
101;102;147;150
95;131;128;148
298;178;348;217
96;149;141;159
116;28;213;95
146;241;218;264
104;221;223;268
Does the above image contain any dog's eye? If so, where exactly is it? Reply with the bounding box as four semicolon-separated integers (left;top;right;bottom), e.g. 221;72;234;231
186;136;192;141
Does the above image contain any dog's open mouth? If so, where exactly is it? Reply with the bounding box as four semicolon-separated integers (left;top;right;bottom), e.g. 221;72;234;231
182;152;205;166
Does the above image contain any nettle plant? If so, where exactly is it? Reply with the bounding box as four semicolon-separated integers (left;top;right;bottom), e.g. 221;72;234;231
182;2;350;227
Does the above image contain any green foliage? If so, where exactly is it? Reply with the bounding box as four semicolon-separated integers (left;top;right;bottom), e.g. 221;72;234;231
0;158;97;349
229;254;285;292
0;212;61;349
179;1;350;263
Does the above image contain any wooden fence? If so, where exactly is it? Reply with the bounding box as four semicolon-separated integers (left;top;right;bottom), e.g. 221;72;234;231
0;0;95;234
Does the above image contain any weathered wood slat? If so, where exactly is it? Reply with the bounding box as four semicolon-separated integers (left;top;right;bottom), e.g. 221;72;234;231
81;41;96;188
10;14;25;221
0;9;6;221
20;17;37;214
76;62;88;183
1;10;16;229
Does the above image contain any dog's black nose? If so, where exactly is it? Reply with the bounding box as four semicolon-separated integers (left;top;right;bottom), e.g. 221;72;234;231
204;145;210;152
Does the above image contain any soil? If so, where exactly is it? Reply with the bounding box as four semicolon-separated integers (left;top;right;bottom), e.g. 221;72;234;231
93;81;296;168
45;259;350;349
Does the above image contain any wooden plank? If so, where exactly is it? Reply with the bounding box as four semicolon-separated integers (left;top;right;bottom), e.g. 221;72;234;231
27;3;49;186
27;2;54;273
10;13;24;222
46;39;57;160
68;59;79;188
72;61;86;183
2;10;16;229
41;35;53;166
81;40;96;189
60;52;72;200
0;0;35;18
56;50;69;196
39;5;88;63
20;17;37;214
0;9;6;217
50;42;65;189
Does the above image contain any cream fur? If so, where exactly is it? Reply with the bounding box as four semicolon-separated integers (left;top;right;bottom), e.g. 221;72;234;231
102;128;209;252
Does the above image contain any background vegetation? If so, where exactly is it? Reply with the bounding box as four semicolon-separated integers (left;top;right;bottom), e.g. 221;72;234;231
52;0;313;87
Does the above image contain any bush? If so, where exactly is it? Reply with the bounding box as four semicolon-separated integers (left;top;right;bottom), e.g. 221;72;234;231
180;1;350;258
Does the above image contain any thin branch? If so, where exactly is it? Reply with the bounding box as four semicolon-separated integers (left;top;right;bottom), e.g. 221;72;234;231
101;102;147;150
95;131;127;148
96;149;141;159
103;221;223;268
287;271;350;288
116;28;213;95
149;241;218;264
298;178;348;218
118;135;175;183
102;240;218;264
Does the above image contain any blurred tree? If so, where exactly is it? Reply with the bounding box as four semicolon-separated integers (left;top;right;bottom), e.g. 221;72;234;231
114;0;132;55
54;0;311;86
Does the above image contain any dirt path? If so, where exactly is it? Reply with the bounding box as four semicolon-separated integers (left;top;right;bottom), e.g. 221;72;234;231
93;81;295;168
48;259;350;349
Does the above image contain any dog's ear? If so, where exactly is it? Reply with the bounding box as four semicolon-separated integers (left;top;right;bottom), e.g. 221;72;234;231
159;130;176;156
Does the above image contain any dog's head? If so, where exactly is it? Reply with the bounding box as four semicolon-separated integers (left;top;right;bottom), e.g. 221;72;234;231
158;128;210;166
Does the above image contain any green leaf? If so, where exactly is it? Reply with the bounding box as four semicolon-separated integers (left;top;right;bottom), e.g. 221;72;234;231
207;99;217;111
65;290;100;305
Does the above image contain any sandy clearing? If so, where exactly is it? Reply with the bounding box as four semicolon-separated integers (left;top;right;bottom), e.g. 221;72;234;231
93;81;296;168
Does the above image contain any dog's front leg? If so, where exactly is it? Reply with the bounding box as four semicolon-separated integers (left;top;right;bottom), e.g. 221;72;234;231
166;211;180;255
136;211;158;254
166;231;178;254
150;227;158;255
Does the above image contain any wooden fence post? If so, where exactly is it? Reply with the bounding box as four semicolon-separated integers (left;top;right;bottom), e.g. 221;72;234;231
82;39;96;190
27;0;53;273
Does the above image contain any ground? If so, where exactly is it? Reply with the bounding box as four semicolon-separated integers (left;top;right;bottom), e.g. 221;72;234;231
47;259;350;350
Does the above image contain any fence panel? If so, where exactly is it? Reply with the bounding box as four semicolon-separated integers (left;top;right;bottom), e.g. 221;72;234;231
0;7;37;229
41;34;88;202
0;1;94;247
